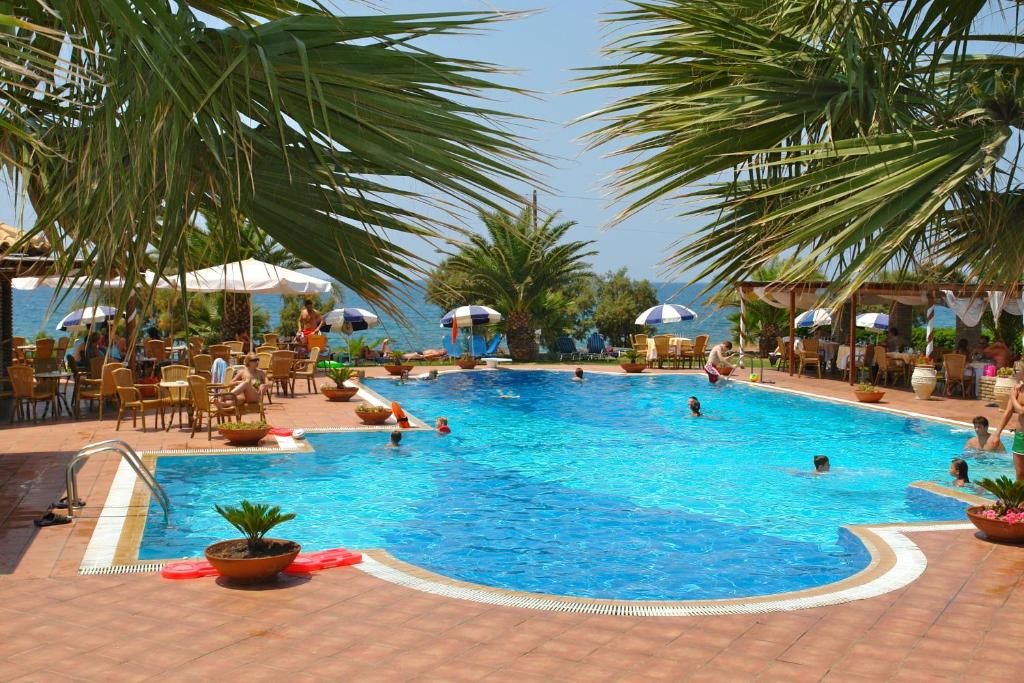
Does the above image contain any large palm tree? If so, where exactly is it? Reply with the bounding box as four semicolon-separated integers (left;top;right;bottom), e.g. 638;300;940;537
0;1;536;335
429;209;596;360
579;0;1023;302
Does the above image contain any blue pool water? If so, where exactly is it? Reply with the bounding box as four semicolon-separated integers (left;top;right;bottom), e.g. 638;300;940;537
139;371;1013;600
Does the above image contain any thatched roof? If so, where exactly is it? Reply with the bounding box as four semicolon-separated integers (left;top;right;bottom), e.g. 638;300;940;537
0;222;50;257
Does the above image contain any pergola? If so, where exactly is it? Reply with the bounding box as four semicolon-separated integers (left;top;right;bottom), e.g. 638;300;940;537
734;281;1024;384
0;223;80;371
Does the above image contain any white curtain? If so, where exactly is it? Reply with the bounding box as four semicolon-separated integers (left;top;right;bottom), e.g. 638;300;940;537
942;290;986;327
988;291;1024;317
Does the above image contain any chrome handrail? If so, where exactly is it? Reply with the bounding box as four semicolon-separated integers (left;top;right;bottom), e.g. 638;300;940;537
65;439;169;522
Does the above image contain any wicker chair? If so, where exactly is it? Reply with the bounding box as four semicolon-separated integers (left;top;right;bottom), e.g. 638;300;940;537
942;353;969;397
8;365;56;422
681;334;709;369
263;333;279;347
191;353;213;380
11;336;28;364
291;347;320;394
33;338;55;361
187;375;236;440
224;340;244;355
113;367;165;431
800;338;822;378
208;344;230;364
160;364;191;430
75;362;119;419
874;345;906;386
270;350;296;396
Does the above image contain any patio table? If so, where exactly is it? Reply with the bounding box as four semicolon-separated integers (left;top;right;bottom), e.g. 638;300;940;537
967;361;992;397
35;371;73;415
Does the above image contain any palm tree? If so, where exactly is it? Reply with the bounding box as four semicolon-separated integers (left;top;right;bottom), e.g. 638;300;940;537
429;209;596;360
1;2;536;337
579;1;1023;301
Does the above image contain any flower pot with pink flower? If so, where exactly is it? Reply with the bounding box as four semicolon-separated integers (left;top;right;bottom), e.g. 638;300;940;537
966;476;1024;543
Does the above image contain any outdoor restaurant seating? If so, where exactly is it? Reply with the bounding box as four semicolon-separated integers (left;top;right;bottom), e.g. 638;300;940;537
113;367;165;431
263;333;279;347
191;353;212;380
224;340;244;356
873;345;906;385
681;334;708;369
942;353;970;398
800;338;822;378
160;364;191;430
8;365;56;422
208;344;230;364
55;337;69;367
11;336;28;364
291;347;320;394
270;350;296;396
255;344;276;354
75;362;119;419
33;338;54;361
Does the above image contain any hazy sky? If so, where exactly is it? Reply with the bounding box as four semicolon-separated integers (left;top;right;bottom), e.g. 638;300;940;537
0;2;699;281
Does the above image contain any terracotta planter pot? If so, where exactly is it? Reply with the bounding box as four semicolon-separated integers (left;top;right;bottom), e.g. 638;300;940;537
356;409;392;425
205;538;301;583
719;366;734;376
218;426;270;445
456;358;477;370
620;362;646;373
854;390;885;403
966;506;1024;543
322;386;359;402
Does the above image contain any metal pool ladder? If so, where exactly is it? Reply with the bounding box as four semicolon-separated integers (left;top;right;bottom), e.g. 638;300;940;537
66;439;170;522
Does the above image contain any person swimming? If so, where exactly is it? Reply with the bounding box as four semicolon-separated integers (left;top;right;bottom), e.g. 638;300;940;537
498;390;520;399
572;367;584;382
966;415;1004;452
436;417;451;435
813;455;830;473
949;458;970;486
687;396;702;417
386;431;402;448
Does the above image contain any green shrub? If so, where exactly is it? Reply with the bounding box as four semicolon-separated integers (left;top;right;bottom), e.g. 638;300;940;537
214;500;296;553
976;476;1024;515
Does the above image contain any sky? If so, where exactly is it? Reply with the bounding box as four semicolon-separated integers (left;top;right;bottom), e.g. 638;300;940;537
0;1;699;282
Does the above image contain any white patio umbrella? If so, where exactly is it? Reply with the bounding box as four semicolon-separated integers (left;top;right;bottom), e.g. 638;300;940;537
56;306;118;332
855;312;889;332
440;306;502;357
157;259;332;343
794;308;833;328
634;304;697;326
323;308;380;335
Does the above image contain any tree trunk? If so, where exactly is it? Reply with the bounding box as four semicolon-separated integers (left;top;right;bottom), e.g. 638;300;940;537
221;292;250;340
506;311;536;361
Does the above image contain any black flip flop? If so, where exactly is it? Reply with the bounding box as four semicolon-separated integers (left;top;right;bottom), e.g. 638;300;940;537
49;497;85;510
34;512;72;527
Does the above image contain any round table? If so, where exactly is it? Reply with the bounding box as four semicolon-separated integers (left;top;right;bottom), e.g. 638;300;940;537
35;371;73;415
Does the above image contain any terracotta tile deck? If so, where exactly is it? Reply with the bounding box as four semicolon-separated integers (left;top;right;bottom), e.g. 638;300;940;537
1;363;1022;681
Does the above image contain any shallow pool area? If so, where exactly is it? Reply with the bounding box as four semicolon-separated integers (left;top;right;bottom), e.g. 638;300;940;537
138;371;1012;600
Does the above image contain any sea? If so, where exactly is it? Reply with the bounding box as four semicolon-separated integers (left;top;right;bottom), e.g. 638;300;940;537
12;281;736;352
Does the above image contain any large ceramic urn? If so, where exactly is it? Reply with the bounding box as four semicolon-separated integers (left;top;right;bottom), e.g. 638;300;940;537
911;365;937;400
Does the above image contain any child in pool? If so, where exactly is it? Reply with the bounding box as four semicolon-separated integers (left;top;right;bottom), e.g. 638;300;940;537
949;458;970;487
687;396;702;417
813;455;830;473
386;431;402;448
436;417;451;435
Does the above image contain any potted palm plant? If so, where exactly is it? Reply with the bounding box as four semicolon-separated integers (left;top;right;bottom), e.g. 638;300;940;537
322;367;359;402
853;382;885;403
620;348;645;373
218;420;270;445
355;403;393;425
383;349;414;376
205;501;300;583
966;476;1024;543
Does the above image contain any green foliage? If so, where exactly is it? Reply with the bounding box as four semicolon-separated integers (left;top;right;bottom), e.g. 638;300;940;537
151;290;269;345
277;292;340;336
355;403;391;414
622;348;642;364
219;422;269;430
426;208;596;361
976;476;1024;515
214;500;296;553
388;349;405;364
575;269;658;347
997;367;1014;378
579;1;1024;300
3;2;537;339
981;309;1024;354
910;328;957;352
326;367;357;387
720;259;822;350
855;383;880;393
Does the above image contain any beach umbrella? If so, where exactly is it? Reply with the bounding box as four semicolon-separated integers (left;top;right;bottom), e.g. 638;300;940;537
323;308;379;335
439;305;502;328
635;304;697;325
794;308;832;328
856;312;889;332
56;306;118;331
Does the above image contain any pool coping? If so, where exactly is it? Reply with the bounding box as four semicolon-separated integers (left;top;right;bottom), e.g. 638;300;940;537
78;369;995;615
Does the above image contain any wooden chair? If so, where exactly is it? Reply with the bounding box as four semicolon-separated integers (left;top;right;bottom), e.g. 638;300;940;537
874;345;906;386
942;353;969;397
291;347;320;394
270;350;296;396
160;364;191;430
187;375;236;440
75;362;119;419
800;338;822;378
208;344;230;364
8;365;56;422
263;333;279;347
113;367;165;431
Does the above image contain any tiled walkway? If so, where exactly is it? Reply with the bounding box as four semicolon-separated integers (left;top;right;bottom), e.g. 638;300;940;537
1;365;1022;681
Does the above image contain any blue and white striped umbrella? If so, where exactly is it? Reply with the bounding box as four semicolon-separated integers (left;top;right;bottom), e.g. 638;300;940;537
56;305;118;331
323;307;379;335
635;304;696;325
440;305;502;328
856;312;889;332
794;308;832;328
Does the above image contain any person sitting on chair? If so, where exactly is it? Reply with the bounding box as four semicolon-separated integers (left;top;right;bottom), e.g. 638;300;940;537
218;355;265;408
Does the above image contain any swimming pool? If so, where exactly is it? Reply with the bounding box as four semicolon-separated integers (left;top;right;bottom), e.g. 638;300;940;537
139;371;1011;600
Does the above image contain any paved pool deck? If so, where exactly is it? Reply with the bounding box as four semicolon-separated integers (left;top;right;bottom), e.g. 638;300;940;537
1;363;1022;681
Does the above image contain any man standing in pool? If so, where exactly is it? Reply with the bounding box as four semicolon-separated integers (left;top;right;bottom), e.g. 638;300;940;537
966;416;1004;452
987;377;1024;479
704;340;735;384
